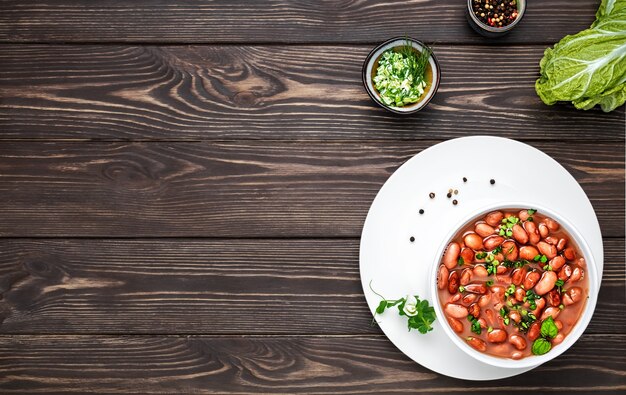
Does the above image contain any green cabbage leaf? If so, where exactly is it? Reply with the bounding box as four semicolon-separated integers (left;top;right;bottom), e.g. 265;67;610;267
536;0;626;112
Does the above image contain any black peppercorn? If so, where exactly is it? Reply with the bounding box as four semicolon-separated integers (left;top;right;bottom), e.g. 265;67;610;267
429;192;435;199
463;177;467;182
453;199;458;205
447;192;452;198
410;236;415;242
419;209;425;214
490;179;496;185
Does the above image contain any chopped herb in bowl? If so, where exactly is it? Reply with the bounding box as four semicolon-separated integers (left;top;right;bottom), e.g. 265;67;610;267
362;37;440;114
373;44;431;107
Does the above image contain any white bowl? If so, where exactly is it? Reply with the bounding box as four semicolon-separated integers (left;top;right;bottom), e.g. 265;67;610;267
430;202;599;369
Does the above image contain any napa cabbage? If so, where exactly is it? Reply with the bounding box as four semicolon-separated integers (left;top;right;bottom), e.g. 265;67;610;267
535;0;626;112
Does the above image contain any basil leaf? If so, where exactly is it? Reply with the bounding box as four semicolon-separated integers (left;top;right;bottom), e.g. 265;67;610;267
532;338;552;355
540;316;559;339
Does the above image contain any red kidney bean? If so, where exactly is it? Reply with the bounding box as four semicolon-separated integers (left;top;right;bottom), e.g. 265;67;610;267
443;242;461;269
462;293;477;304
563;247;576;261
555;320;563;330
537;241;557;259
475;223;495;238
484;308;497;327
538;223;549;238
464;283;487;294
523;271;541;289
562;293;573;305
473;265;488;277
468;303;480;318
545;236;559;245
567;287;583;304
478;318;487;328
448;271;460;294
487;329;507;343
511;351;523;360
493;252;504;262
509;334;527;350
512;224;529;245
524;221;540;244
496;265;507;274
450;293;462;303
519;246;539;260
460;268;472;286
549;256;566;271
464;233;483;251
518;210;531;221
466;336;487;352
546;289;561;307
485;211;504;227
445;303;468;318
558;264;572;281
478;294;491;307
528;322;541;341
514;287;525;302
553;333;564;345
483;235;505;251
460;248;474;265
509;310;521;323
570;267;584;282
491;286;505;302
541;306;561;320
545;217;560;231
437;265;449;290
576;258;587;268
447;316;464;333
502;240;519;261
535;271;558;296
511;268;527;285
557;238;568;251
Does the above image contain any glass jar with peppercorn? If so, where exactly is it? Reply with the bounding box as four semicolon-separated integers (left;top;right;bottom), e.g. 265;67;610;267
466;0;526;37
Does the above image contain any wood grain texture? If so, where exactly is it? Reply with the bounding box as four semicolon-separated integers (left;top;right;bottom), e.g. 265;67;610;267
1;45;624;141
0;238;622;334
0;141;622;238
0;334;624;394
0;0;602;44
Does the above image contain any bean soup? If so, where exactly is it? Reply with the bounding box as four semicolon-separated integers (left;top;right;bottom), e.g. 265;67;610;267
437;208;589;359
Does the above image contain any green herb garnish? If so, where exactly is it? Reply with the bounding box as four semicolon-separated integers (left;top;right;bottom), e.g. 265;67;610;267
531;316;560;355
370;281;436;334
540;316;558;339
373;41;432;107
467;315;482;335
532;338;552;355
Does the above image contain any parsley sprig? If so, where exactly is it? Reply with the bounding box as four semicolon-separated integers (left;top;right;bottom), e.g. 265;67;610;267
369;281;436;334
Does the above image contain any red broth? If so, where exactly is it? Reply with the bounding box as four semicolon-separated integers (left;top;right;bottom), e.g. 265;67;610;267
437;209;589;359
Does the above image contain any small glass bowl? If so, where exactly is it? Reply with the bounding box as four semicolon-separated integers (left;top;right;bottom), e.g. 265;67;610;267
466;0;526;37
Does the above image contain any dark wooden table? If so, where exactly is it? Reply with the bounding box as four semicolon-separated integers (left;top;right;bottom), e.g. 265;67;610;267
0;1;624;393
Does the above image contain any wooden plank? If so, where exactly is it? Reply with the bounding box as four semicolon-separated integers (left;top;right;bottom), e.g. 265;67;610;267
0;0;601;44
0;334;624;393
0;239;622;334
1;45;624;141
0;141;622;238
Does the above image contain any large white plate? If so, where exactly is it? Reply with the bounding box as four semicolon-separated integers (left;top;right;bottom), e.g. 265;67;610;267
359;136;603;380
